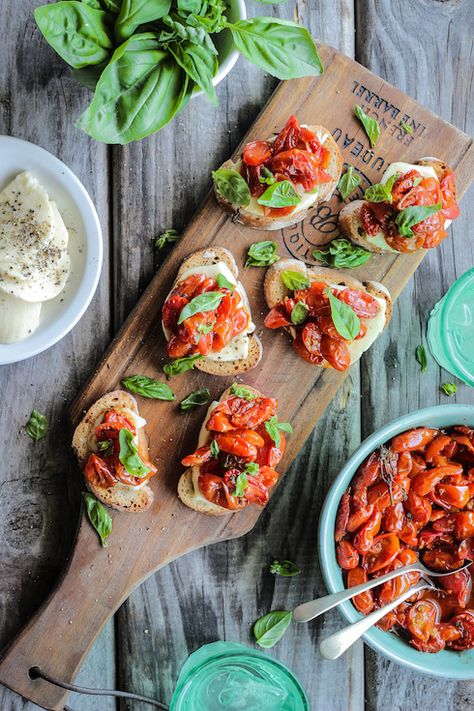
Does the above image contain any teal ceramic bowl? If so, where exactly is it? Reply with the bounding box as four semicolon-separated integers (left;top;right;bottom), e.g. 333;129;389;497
319;404;474;679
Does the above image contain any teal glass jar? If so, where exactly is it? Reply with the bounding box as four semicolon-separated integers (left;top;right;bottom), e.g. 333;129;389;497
170;641;309;711
427;268;474;387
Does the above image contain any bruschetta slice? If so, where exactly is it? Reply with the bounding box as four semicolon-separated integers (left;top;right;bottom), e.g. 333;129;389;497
72;390;156;512
178;385;290;515
213;115;342;230
339;158;460;254
264;259;392;370
162;247;262;375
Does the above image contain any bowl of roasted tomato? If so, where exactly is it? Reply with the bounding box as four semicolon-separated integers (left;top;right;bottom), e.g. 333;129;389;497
319;404;474;678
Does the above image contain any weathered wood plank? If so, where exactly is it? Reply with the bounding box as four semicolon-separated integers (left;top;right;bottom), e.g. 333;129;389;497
357;0;474;708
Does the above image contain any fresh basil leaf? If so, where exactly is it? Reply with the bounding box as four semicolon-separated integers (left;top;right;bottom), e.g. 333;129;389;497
122;374;176;400
212;168;251;207
72;62;108;91
326;289;360;340
281;269;310;291
98;438;114;456
160;14;217;54
83;492;112;547
234;472;248;497
265;415;293;449
100;0;122;11
119;428;151;478
25;410;48;442
337;166;361;200
169;40;217;105
401;122;413;134
230;383;257;400
354;105;380;148
253;610;292;648
313;238;372;269
257;180;301;208
163;354;203;377
196;321;215;336
259;167;275;185
115;0;171;41
270;559;301;577
415;345;427;374
76;34;190;144
395;203;442;238
177;290;223;324
155;228;180;249
81;0;102;9
245;240;279;267
216;273;235;291
441;383;457;396
226;17;323;80
210;439;219;457
413;177;422;187
290;301;309;326
179;387;211;411
35;1;113;69
364;173;399;204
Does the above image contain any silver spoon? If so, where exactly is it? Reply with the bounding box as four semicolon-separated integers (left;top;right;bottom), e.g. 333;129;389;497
293;559;472;624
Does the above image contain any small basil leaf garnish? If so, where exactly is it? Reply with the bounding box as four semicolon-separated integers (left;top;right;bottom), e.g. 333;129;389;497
270;559;301;577
234;472;248;497
326;289;360;341
245;240;279;267
122;375;176;400
257;180;301;208
395;203;442;238
259;166;276;185
155;228;179;250
210;439;219;457
230;383;257;400
179;388;211;411
212;168;251;207
98;438;114;457
415;345;428;374
253;610;293;648
281;269;310;291
244;462;259;475
264;415;293;449
25;410;48;442
313;238;372;269
441;383;457;396
291;302;309;325
163;354;203;378
83;492;112;548
177;291;224;324
337;166;361;200
216;273;235;291
364;173;399;203
354;105;380;147
118;428;151;478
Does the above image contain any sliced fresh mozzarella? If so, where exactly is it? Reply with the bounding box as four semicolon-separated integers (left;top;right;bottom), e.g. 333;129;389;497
0;292;42;344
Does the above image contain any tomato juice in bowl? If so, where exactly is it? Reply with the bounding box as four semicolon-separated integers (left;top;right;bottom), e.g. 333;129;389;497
319;405;474;679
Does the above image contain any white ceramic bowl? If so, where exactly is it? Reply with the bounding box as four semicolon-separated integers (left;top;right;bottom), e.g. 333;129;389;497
0;136;103;365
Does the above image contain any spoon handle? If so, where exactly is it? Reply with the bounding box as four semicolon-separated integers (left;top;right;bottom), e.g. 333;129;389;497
319;580;430;660
293;563;419;623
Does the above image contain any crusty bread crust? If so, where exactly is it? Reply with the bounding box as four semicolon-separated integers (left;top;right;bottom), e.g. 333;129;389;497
165;247;262;375
72;390;154;513
214;125;342;231
178;385;264;515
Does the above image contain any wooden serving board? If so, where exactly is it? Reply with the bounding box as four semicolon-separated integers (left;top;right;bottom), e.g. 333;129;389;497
1;44;473;711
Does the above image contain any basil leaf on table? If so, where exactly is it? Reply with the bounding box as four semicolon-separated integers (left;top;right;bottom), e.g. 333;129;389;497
115;0;172;41
253;610;292;648
216;273;235;291
155;228;180;250
265;415;293;449
270;560;301;577
313;238;372;269
163;354;203;377
354;105;380;148
179;388;211;411
119;428;151;477
441;383;457;397
395;203;442;238
281;269;310;291
25;410;48;442
364;173;399;204
226;17;323;79
415;345;428;373
230;383;256;400
245;240;279;267
234;472;248;497
291;301;309;325
83;492;112;547
178;291;223;324
326;289;360;340
212;168;251;207
169;40;218;105
35;2;114;69
257;180;301;208
76;33;190;144
337;166;361;200
122;374;176;400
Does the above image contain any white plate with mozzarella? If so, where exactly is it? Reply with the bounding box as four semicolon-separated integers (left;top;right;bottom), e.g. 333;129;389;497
0;135;103;365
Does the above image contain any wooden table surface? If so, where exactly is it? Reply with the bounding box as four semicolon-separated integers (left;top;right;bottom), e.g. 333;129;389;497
0;1;473;709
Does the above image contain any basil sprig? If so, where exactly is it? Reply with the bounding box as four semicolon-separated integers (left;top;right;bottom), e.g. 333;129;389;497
119;429;152;478
415;345;427;374
178;291;224;324
216;273;235;291
281;269;310;291
83;492;112;548
257;180;301;208
364;173;399;204
163;354;203;377
155;228;180;250
395;203;442;238
253;610;293;648
270;559;301;577
234;472;248;497
265;415;292;448
326;289;360;340
291;302;309;325
179;388;211;411
313;238;372;269
337;166;361;200
245;241;279;267
122;374;176;400
354;105;380;147
212;168;251;206
230;383;256;400
25;409;48;442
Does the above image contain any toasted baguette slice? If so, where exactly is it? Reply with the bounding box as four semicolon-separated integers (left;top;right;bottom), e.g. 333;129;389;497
72;390;154;513
214;124;342;230
264;259;392;368
178;385;264;515
339;158;454;254
164;247;262;376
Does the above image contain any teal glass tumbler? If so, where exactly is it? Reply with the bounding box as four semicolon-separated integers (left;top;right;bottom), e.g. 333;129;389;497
427;267;474;387
169;641;309;711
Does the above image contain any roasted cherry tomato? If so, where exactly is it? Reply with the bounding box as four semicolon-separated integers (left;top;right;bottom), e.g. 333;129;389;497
391;428;438;453
335;490;350;542
447;611;474;650
320;335;351;371
336;539;359;570
242;140;273;166
336;288;379;318
364;533;400;574
347;566;375;614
